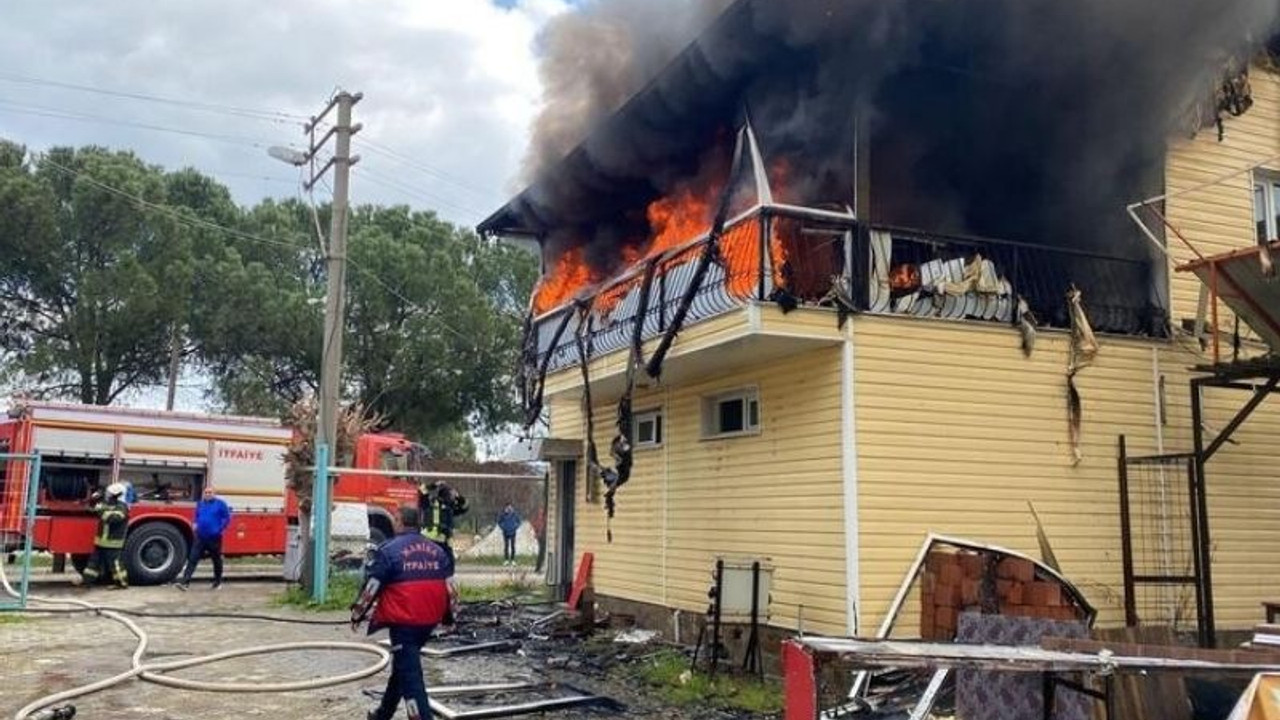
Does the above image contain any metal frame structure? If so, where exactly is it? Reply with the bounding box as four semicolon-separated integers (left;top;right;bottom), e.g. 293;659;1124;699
0;451;42;610
1187;359;1280;647
1116;436;1204;640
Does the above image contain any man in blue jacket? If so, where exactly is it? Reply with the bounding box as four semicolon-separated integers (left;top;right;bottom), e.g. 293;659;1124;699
176;485;231;590
497;503;521;566
360;505;454;720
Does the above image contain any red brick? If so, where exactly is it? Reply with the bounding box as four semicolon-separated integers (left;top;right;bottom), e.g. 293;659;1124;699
936;606;957;635
921;604;936;638
996;557;1036;583
935;582;962;608
925;552;949;574
938;561;963;587
958;552;987;579
997;579;1025;605
1026;581;1063;608
960;578;981;606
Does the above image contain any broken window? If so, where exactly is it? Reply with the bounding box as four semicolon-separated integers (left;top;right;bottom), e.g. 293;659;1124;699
1253;173;1280;244
702;388;760;437
632;409;663;449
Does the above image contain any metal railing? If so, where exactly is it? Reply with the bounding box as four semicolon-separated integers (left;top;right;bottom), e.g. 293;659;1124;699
529;211;1168;373
0;452;43;610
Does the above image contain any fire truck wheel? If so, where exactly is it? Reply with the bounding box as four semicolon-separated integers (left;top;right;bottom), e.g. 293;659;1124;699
71;553;89;574
123;523;189;585
368;520;390;545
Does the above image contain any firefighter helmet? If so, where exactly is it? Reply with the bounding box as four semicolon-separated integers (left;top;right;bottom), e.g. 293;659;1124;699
105;482;127;499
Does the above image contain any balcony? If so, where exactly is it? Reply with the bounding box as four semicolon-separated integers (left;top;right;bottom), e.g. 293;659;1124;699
523;202;1168;400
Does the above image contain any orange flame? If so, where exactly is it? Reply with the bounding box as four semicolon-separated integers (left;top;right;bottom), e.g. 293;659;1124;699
531;152;796;316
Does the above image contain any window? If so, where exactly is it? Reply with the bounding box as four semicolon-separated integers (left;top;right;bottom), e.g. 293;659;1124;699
702;388;761;438
633;409;663;449
1253;174;1280;245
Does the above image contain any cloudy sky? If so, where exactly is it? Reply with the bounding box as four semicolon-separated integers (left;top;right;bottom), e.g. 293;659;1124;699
0;0;572;227
0;1;572;419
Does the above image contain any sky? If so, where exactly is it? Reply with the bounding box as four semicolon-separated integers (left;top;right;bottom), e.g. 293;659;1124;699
0;1;569;423
0;0;570;227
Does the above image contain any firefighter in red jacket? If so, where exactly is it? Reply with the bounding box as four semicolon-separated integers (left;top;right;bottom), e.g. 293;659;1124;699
357;505;454;720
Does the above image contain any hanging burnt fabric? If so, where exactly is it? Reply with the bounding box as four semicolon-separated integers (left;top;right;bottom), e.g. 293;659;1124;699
520;309;574;427
1215;61;1254;141
1017;297;1038;357
1066;286;1099;465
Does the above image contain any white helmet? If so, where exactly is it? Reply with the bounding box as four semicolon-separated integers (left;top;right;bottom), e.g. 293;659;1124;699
105;482;127;499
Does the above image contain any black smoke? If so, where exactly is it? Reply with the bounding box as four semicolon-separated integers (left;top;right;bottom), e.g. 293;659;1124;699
505;0;1280;291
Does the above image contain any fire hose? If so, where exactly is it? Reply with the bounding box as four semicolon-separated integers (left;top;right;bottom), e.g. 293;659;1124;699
0;560;390;720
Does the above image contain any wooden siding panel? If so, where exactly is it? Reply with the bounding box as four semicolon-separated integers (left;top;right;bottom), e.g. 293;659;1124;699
546;345;848;635
853;313;1280;634
1165;63;1280;331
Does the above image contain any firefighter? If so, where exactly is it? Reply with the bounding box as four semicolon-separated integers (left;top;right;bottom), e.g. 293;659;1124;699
74;482;129;589
357;505;454;720
417;480;468;559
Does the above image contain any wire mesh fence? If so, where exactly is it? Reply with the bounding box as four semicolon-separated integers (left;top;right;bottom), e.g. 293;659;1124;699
1118;437;1200;634
0;453;43;609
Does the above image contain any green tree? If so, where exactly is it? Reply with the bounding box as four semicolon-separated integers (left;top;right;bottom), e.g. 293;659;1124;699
0;143;196;404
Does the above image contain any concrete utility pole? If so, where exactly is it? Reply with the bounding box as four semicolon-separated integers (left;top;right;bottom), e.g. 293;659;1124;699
276;91;361;595
303;91;362;454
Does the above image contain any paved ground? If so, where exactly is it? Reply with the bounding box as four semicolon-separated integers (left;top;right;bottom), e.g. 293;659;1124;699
2;571;728;720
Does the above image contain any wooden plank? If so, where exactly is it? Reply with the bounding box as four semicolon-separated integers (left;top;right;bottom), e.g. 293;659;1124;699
1088;627;1194;720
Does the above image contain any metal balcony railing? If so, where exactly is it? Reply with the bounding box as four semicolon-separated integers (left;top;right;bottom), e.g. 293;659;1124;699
527;206;1168;375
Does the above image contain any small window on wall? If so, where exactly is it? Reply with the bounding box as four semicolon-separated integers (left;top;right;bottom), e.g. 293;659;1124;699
1253;173;1280;244
633;410;663;449
702;388;760;438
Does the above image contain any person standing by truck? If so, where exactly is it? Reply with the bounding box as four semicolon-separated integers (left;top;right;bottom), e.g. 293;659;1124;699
73;483;129;589
418;481;468;560
175;486;231;590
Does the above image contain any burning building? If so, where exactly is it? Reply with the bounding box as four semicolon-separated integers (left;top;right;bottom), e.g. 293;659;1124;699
482;0;1280;661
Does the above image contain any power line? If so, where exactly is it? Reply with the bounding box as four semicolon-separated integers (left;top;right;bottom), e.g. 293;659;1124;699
357;137;504;203
0;99;294;149
0;71;309;124
36;153;310;254
353;165;490;221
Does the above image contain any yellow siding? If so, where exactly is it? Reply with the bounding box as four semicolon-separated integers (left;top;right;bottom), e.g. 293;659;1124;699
1165;62;1280;334
547;345;849;635
853;314;1280;633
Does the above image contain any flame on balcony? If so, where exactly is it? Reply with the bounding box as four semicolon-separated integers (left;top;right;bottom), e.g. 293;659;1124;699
531;156;796;316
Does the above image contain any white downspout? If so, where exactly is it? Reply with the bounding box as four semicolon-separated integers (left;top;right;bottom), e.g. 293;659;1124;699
841;322;861;636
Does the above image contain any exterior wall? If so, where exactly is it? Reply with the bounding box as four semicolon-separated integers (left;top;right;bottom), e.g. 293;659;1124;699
1165;61;1280;333
852;314;1280;634
547;343;850;635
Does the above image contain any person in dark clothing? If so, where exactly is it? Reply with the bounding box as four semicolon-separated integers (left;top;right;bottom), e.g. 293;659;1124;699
496;503;521;566
417;481;468;559
74;482;129;589
176;486;231;590
361;506;454;720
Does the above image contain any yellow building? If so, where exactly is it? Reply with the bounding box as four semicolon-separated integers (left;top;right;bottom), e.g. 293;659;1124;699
486;44;1280;648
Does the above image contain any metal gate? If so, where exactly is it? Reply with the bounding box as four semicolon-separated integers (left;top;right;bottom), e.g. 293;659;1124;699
1116;436;1208;642
0;452;43;609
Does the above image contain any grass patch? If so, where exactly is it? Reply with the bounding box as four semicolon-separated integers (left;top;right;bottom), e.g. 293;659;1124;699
456;576;547;603
273;573;361;612
632;649;783;715
461;554;538;567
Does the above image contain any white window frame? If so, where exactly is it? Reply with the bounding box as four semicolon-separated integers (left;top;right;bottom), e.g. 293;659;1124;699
701;387;761;439
1253;172;1280;245
632;408;664;450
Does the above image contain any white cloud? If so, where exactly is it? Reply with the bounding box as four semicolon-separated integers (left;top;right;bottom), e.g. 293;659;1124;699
0;0;570;225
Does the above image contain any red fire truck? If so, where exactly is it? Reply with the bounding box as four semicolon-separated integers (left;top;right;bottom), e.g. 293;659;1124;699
0;402;425;584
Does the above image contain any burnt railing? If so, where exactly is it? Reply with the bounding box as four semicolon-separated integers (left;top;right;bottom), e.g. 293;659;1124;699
528;209;1168;375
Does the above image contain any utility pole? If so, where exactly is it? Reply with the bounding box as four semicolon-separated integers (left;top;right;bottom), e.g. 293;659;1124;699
304;91;362;453
295;90;362;595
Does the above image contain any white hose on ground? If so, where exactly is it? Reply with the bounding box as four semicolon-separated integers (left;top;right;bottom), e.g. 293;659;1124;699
0;558;389;720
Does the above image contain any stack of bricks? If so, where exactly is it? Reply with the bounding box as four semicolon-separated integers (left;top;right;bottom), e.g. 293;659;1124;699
920;550;1082;640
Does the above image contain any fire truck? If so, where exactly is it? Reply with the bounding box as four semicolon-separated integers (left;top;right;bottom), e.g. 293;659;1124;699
0;402;425;584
